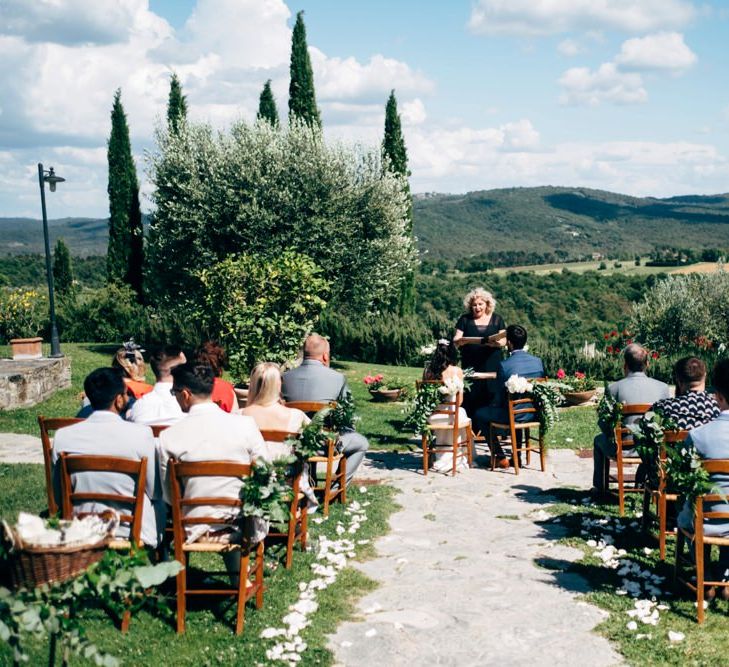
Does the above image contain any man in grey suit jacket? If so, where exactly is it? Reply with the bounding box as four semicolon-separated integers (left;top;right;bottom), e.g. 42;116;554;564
592;343;670;491
677;358;729;585
282;334;369;485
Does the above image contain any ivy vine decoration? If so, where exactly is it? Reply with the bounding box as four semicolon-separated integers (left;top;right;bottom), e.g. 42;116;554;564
531;382;565;434
628;410;677;489
663;434;715;506
287;409;333;461
403;383;443;446
324;394;359;433
0;547;181;666
239;458;295;529
596;382;623;439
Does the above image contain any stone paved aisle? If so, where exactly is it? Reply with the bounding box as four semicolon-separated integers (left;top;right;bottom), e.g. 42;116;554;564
329;449;623;666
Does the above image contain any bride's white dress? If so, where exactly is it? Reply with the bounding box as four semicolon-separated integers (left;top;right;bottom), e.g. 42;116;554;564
428;392;471;473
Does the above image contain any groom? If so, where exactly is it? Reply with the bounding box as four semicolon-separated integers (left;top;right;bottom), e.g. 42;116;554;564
473;325;544;467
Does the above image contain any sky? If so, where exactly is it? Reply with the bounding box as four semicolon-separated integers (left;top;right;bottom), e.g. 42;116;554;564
1;0;728;218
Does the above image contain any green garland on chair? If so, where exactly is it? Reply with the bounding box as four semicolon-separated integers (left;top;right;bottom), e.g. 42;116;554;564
239;457;294;526
531;382;564;434
403;383;443;446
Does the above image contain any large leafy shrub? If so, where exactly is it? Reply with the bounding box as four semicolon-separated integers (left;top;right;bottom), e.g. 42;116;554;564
198;252;329;380
629;271;729;354
0;288;46;342
147;119;416;315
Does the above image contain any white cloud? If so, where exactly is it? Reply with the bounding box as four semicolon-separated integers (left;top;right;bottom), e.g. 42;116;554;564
559;63;647;106
468;0;696;36
401;98;427;126
557;39;582;57
615;32;697;74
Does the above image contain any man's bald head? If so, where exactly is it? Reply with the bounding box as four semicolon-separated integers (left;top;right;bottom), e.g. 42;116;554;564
303;334;330;363
624;343;649;373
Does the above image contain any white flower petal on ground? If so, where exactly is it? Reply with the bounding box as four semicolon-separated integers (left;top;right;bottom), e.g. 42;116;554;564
365;628;377;637
359;486;368;493
627;621;638;631
341;641;353;648
668;630;685;642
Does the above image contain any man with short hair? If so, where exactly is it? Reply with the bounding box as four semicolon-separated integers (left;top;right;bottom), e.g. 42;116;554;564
52;367;160;546
677;359;729;594
592;343;670;492
473;325;545;468
128;345;187;426
158;362;267;545
281;334;369;484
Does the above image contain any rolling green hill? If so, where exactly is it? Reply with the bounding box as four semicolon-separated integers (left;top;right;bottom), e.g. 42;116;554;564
413;186;729;263
3;186;729;263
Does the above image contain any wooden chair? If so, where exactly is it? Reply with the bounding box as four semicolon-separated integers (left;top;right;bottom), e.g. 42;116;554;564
38;416;83;516
489;389;545;475
642;430;688;560
150;424;169;438
168;458;264;635
604;404;652;516
59;453;148;632
284;401;346;516
674;459;729;623
259;430;308;568
417;380;473;476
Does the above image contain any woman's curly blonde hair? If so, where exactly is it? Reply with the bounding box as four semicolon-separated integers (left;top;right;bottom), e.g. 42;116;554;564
463;287;496;312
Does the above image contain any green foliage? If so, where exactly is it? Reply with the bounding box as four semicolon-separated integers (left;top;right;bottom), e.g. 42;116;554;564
148;119;415;315
57;283;148;343
289;409;332;460
0;288;46;342
166;73;187;135
663;431;713;505
382;91;408;177
597;382;622;436
257;79;279;126
403;383;442;445
52;239;74;295
629;410;677;489
531;382;564;434
0;255;106;290
630;271;729;354
198;252;328;380
288;11;321;128
106;89;143;300
0;548;180;666
325;393;359;433
239;458;293;526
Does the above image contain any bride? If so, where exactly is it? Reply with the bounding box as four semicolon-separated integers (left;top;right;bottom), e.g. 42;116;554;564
423;339;471;473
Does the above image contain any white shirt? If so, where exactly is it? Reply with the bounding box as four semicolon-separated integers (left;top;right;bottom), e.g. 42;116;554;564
127;381;186;426
158;402;267;542
51;411;160;547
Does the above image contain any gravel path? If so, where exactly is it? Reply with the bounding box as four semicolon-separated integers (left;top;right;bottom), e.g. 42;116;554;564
329;448;623;666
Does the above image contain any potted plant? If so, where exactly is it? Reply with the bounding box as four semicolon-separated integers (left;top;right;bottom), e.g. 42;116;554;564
557;369;597;405
363;374;409;402
1;289;45;360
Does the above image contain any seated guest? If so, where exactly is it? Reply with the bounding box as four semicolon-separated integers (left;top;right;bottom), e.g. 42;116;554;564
195;341;236;413
650;357;720;428
281;334;369;485
423;339;472;472
158;363;267;549
592;343;670;493
112;339;153;399
243;361;317;507
52;367;160;547
128;345;187;425
473;325;544;468
677;359;729;593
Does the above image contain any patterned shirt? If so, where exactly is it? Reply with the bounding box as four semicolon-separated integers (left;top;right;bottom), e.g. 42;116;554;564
651;390;720;430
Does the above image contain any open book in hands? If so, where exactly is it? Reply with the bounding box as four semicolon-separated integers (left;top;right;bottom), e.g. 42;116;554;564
458;329;506;347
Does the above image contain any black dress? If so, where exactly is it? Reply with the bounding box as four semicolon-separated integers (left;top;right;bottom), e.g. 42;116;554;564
455;312;506;415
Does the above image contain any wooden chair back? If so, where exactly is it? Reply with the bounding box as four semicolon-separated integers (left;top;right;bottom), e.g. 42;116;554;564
614;403;652;451
58;453;147;548
609;404;652;516
258;430;307;568
38;416;84;516
284;400;332;417
416;379;472;476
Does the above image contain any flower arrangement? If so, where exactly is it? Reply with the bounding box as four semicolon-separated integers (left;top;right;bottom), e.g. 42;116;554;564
556;369;597;393
504;375;564;433
362;374;410;398
505;374;533;395
440;376;464;396
363;373;385;390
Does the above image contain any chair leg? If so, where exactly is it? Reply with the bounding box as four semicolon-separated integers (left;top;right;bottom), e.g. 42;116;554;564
255;541;265;610
422;434;429;475
489;426;496;470
235;553;249;635
538;431;546;472
340;458;347;506
323;458;333;516
696;538;705;624
616;458;625;516
120;610;131;633
525;428;531;466
175;564;186;634
285;516;296;569
511;425;520;476
300;505;308;552
658;494;667;562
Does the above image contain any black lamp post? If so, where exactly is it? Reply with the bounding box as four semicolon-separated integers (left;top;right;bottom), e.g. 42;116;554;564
37;163;65;358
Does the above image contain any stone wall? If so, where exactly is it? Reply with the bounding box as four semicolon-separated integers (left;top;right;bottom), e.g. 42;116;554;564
0;357;72;410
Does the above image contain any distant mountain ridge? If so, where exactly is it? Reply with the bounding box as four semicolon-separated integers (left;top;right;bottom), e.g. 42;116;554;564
2;186;729;261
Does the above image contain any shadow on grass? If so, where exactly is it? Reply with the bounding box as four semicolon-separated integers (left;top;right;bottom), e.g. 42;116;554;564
365;450;424;475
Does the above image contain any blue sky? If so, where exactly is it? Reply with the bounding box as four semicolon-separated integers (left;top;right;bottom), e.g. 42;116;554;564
1;0;728;218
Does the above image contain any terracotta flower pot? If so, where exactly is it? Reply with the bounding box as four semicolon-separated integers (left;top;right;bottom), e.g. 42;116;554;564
369;388;402;402
563;389;596;406
10;337;43;360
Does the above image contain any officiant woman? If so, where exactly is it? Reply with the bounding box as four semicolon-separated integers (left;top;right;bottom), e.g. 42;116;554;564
453;287;506;415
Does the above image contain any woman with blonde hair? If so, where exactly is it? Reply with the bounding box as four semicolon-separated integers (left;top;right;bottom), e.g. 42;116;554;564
242;361;317;507
453;287;506;414
112;339;153;399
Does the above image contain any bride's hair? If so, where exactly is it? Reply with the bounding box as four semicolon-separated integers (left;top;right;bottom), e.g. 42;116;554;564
424;339;457;380
247;362;283;406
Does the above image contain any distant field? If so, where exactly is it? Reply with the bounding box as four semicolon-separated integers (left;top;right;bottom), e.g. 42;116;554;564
489;258;720;276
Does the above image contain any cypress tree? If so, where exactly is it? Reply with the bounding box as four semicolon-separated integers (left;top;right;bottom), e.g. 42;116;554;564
288;11;321;127
106;89;144;300
257;79;279;126
167;72;187;135
52;238;74;295
382;90;415;315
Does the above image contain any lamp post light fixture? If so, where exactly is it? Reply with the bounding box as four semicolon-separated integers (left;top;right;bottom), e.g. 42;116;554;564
37;163;65;358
